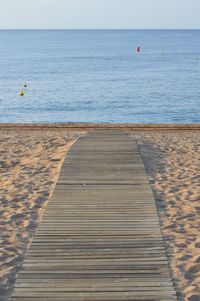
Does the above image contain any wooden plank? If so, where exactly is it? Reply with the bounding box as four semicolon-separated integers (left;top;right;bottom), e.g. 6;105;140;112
11;130;177;301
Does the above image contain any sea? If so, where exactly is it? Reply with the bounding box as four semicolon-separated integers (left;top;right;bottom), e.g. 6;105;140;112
0;29;200;124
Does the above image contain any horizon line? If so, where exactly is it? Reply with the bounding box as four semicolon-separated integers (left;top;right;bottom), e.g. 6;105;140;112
0;28;200;31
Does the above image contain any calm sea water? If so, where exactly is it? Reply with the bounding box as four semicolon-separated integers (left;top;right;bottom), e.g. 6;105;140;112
0;30;200;123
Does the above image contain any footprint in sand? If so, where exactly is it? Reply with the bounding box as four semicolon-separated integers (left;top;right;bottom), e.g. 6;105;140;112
195;242;200;248
187;265;200;274
194;256;200;263
10;213;26;220
188;295;200;301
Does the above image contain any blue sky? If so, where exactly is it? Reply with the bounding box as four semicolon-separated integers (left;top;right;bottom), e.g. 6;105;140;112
0;0;200;29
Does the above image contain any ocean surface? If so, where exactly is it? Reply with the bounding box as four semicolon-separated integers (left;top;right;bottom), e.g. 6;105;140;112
0;29;200;124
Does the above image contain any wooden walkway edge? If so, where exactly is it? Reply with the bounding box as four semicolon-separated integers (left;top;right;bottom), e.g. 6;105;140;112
12;130;178;301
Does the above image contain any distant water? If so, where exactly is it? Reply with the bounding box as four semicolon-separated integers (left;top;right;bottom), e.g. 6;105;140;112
0;29;200;124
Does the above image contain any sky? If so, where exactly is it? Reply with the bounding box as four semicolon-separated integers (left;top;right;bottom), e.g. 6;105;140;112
0;0;200;29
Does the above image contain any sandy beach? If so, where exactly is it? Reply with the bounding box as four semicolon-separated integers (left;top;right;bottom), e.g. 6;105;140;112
0;129;85;300
130;131;200;301
0;128;200;301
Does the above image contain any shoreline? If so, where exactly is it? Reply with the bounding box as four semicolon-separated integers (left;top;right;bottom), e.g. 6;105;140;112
1;123;200;131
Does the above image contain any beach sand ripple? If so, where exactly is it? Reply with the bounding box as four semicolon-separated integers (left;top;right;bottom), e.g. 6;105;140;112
0;130;85;300
130;131;200;301
1;129;200;301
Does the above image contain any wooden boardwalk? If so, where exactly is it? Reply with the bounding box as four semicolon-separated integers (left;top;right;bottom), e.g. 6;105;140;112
12;130;177;301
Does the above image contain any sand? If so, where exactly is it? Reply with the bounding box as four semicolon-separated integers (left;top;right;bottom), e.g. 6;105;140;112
130;131;200;301
0;130;85;300
0;128;200;301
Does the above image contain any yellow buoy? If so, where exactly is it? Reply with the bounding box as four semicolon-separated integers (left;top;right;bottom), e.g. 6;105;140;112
24;81;27;87
19;89;24;96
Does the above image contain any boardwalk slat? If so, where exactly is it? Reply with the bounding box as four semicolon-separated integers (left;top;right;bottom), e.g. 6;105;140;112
12;130;177;301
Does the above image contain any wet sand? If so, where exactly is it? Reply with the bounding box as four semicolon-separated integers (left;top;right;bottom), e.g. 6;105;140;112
0;130;85;300
130;131;200;301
